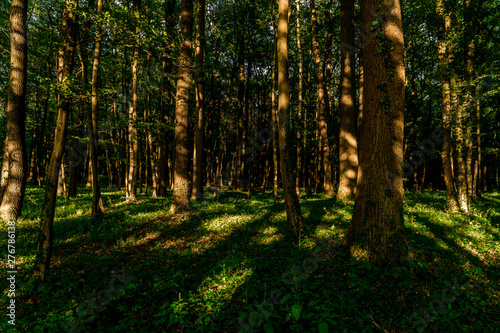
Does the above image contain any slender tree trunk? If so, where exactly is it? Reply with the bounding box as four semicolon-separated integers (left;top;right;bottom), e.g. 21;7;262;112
295;0;303;196
170;0;194;213
88;0;104;218
271;32;279;203
0;0;28;221
35;0;78;282
310;0;334;195
127;1;141;202
192;0;205;201
278;0;303;239
28;91;40;184
337;0;358;200
342;0;408;266
158;0;175;197
437;0;459;212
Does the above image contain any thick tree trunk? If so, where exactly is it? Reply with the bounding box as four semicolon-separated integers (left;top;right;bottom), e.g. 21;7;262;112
278;0;303;239
337;0;358;200
343;0;408;266
0;0;28;221
310;0;334;195
170;0;194;213
192;0;205;201
35;0;78;282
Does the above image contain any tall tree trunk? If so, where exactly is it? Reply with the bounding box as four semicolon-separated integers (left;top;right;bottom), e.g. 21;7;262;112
295;0;303;196
271;32;279;203
35;0;78;282
127;1;141;202
28;91;40;184
278;0;303;239
437;0;458;212
192;0;205;201
88;0;104;218
158;0;176;197
0;0;28;221
337;0;358;200
342;0;408;266
170;0;194;213
310;0;334;195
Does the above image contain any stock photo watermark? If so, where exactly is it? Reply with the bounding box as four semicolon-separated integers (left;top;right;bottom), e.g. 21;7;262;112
5;220;17;326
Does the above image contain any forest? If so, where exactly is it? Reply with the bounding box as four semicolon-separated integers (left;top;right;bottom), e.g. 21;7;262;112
0;0;499;331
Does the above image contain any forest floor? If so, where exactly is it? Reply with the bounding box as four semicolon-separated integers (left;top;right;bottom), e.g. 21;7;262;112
1;186;499;333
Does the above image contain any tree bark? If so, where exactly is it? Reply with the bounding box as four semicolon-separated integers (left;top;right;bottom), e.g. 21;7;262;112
310;0;334;195
295;0;303;196
158;0;176;197
35;0;78;282
437;0;459;212
0;0;28;221
192;0;205;201
170;0;194;213
278;0;303;239
127;0;141;202
342;0;408;266
337;0;359;200
88;0;104;218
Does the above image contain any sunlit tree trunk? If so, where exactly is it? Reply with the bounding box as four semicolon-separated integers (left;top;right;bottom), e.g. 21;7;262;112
127;0;141;202
192;0;205;201
35;0;78;282
88;0;104;218
343;0;408;266
0;0;28;221
170;0;193;213
437;0;459;212
310;0;334;195
278;0;303;238
337;0;358;200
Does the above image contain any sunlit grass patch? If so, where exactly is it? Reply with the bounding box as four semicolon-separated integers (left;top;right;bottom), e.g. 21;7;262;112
202;214;253;233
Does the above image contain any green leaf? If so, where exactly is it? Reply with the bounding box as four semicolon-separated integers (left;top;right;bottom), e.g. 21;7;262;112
291;304;302;320
285;312;291;322
263;323;274;333
318;322;329;333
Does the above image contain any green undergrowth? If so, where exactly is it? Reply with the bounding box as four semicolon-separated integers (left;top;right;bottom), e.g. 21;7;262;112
1;186;499;332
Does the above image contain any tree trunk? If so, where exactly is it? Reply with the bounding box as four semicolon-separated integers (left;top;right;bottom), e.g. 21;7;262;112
88;0;104;218
0;0;28;221
342;0;408;266
278;0;303;239
158;0;176;197
310;0;334;195
337;0;358;200
35;0;78;282
192;0;205;201
170;0;194;213
437;0;459;212
271;32;279;203
295;0;303;196
127;1;141;202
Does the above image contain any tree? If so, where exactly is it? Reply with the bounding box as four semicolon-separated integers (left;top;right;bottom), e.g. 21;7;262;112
278;0;303;238
127;0;141;202
35;0;79;281
310;0;334;195
337;0;358;200
170;0;194;213
88;0;104;218
191;0;206;201
0;0;28;221
342;0;408;266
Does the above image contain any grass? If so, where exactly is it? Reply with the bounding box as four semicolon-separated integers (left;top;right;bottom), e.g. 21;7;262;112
1;186;499;332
